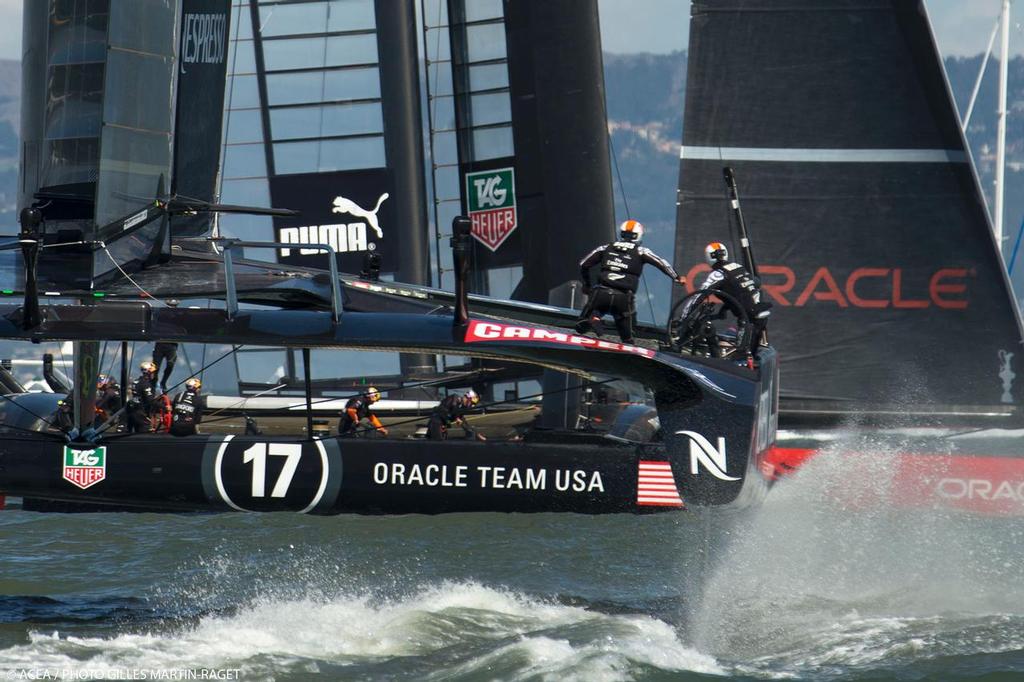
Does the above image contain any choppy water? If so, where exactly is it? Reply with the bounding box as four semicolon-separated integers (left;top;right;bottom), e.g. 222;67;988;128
1;442;1023;681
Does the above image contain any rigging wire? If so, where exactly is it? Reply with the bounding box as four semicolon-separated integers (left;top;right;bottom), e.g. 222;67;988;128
607;131;659;323
100;246;170;306
203;382;289;420
0;392;63;434
179;342;195;381
1008;211;1024;274
0;420;69;442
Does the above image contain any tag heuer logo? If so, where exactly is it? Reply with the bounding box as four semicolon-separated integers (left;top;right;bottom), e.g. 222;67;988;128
62;446;107;490
466;167;517;252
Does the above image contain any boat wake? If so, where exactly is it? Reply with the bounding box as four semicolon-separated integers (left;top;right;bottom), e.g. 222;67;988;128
690;434;1024;678
0;581;723;680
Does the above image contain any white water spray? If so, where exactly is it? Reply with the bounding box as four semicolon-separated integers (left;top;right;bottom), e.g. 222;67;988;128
689;432;1024;671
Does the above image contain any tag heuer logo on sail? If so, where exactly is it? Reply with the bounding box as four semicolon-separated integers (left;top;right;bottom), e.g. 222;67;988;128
466;167;517;251
62;446;107;490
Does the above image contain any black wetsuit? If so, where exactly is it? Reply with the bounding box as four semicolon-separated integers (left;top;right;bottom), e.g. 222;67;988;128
152;342;178;390
94;385;122;428
337;397;384;436
170;388;204;436
54;399;74;432
577;240;679;343
427;395;476;440
128;374;158;433
685;260;771;356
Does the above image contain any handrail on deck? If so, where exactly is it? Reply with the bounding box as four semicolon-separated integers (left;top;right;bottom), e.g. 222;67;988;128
210;238;343;323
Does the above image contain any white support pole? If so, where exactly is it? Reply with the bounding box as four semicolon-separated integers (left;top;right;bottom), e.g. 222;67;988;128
995;0;1011;249
963;14;1001;131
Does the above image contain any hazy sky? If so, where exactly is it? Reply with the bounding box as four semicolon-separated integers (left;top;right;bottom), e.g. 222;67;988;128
0;1;1017;60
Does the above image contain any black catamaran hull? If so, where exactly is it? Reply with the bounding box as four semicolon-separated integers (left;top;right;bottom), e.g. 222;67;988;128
0;433;773;515
0;305;779;514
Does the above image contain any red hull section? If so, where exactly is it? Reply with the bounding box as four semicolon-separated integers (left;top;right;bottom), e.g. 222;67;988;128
765;445;1024;516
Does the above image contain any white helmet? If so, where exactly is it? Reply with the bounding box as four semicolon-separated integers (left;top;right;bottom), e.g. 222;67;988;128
705;242;728;265
464;389;479;405
619;220;644;243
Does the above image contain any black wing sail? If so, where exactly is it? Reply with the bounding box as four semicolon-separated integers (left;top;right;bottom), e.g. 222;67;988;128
674;0;1024;422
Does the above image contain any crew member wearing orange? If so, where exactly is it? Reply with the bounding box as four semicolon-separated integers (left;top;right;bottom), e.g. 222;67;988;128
338;387;388;437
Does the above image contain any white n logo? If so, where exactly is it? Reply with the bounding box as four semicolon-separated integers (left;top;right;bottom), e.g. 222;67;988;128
676;431;740;481
474;176;507;208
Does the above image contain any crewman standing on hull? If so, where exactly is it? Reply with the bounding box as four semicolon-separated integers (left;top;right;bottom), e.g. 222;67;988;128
152;341;179;393
127;361;159;433
576;220;685;344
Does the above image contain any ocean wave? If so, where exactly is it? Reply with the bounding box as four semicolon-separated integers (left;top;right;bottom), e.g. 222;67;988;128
0;581;723;680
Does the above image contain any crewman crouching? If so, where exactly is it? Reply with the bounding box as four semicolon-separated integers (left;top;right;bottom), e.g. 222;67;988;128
338;387;389;437
427;389;485;440
170;377;205;436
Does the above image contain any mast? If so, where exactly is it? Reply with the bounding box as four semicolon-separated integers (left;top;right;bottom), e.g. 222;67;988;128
995;0;1011;250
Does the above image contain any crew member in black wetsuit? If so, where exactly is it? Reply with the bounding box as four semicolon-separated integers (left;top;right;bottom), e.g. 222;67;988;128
152;341;178;393
576;220;685;344
127;361;159;433
94;375;122;428
683;242;771;357
54;397;74;432
427;389;485;440
170;377;204;436
338;387;388;437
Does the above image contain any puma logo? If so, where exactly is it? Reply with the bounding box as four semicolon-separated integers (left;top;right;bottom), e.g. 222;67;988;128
332;193;389;239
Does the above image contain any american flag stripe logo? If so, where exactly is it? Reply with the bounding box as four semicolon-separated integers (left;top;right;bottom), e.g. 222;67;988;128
637;460;684;507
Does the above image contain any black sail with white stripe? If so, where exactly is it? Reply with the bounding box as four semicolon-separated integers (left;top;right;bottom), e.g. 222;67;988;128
674;0;1024;421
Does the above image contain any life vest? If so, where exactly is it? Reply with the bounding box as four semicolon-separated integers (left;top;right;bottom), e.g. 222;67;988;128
171;389;201;434
131;375;157;411
711;261;763;317
597;241;645;293
152;394;173;432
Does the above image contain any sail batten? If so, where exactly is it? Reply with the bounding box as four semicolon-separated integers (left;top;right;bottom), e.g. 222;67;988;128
680;147;968;163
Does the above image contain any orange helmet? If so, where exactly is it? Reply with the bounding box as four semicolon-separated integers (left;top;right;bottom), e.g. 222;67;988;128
619;219;644;243
705;242;729;265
